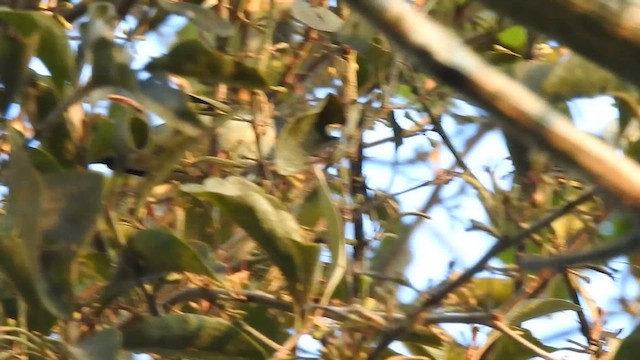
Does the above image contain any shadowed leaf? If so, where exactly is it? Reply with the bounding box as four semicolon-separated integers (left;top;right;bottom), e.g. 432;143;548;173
122;314;267;359
182;177;321;309
101;228;219;305
0;9;76;94
158;0;234;37
275;94;346;175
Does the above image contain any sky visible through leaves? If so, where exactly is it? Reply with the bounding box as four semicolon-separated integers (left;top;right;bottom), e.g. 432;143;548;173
12;7;637;360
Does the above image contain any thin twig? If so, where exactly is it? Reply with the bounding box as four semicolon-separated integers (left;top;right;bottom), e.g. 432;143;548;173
520;231;640;270
345;0;640;208
563;271;592;346
351;139;367;298
236;320;283;352
492;320;557;360
367;189;596;359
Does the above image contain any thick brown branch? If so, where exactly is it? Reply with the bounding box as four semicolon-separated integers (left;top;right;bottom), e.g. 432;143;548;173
479;0;640;89
344;0;640;209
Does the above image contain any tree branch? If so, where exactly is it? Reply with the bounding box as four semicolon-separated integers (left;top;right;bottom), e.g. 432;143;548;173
366;189;595;358
343;0;640;208
479;0;640;89
520;230;640;270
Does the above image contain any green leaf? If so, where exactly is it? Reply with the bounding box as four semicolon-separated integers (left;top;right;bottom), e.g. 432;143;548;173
179;192;215;245
108;102;150;152
145;39;268;89
451;277;514;309
486;327;557;360
505;299;580;326
86;116;117;162
291;0;344;32
38;171;104;316
415;342;467;360
101;228;219;305
614;322;640;360
275;94;346;175
181;177;321;309
240;303;292;344
23;73;77;167
127;229;217;278
0;132;57;329
26;147;64;173
91;38;138;91
496;25;527;52
0;9;76;94
370;225;411;277
71;328;122;360
0;26;38;114
121;314;268;359
0;149;94;328
158;0;234;37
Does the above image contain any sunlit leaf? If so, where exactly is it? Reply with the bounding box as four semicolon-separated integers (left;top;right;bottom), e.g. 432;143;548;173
448;277;514;309
496;26;527;53
158;0;234;37
291;0;344;32
121;314;268;359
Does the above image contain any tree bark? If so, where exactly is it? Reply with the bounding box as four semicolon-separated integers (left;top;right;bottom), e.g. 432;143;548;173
344;0;640;208
480;0;640;89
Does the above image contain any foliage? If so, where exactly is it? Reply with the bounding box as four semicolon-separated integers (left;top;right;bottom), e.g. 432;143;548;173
0;0;638;359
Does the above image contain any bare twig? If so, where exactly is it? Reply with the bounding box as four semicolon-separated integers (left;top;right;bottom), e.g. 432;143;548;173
520;230;640;270
367;189;595;359
236;320;283;352
563;271;593;347
351;139;367;298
